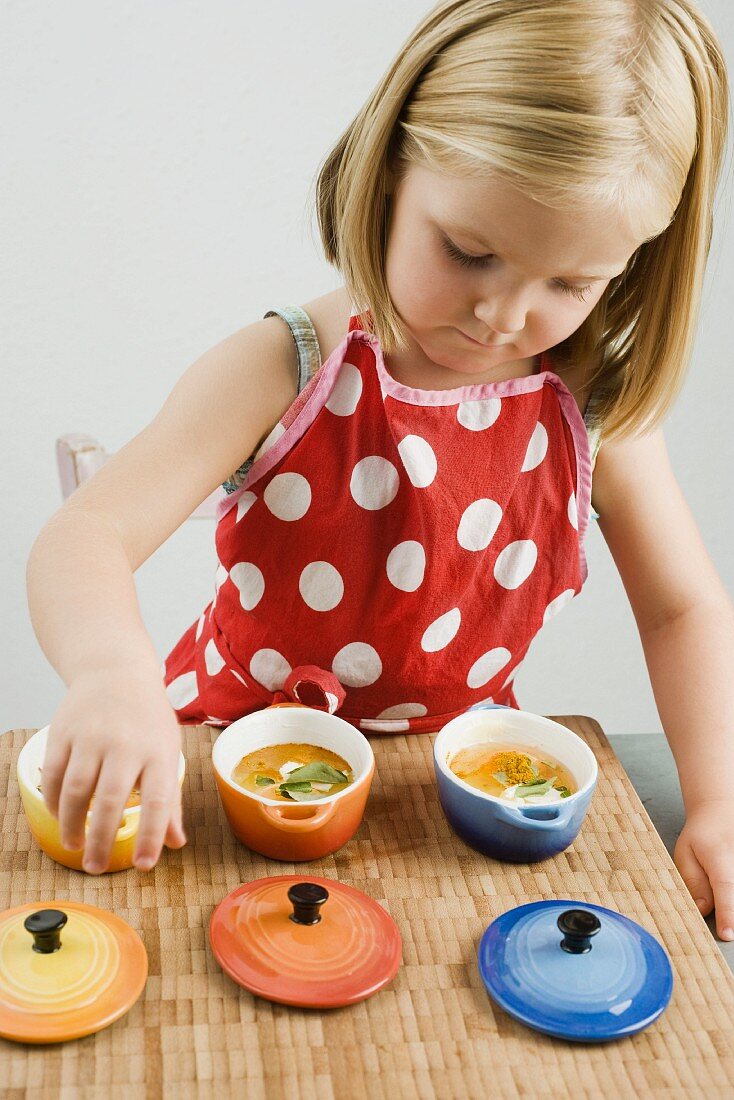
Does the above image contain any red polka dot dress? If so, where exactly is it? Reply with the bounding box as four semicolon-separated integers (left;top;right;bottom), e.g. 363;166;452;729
163;309;594;734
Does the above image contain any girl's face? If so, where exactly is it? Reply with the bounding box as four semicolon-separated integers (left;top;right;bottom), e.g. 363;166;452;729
383;163;642;383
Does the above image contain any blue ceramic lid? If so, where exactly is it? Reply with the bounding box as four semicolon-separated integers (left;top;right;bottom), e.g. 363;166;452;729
478;900;673;1042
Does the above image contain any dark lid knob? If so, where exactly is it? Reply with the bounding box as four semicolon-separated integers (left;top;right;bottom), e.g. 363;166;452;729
557;909;601;954
24;909;68;954
287;883;329;926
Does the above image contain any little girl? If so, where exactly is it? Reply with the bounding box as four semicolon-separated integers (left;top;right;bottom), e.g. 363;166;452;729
27;0;733;938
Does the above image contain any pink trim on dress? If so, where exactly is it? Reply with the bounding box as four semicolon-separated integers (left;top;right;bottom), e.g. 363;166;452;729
541;374;593;584
374;342;551;405
215;329;357;521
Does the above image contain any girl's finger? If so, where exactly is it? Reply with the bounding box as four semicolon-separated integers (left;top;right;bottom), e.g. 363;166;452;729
134;762;179;871
704;858;734;942
40;730;72;819
57;749;103;852
674;837;713;915
82;757;141;874
164;802;187;850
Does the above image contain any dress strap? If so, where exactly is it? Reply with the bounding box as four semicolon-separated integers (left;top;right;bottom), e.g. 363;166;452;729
221;306;322;494
264;305;322;391
583;390;604;472
583;390;604;521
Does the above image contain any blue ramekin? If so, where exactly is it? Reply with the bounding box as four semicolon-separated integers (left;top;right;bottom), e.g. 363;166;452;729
433;703;598;862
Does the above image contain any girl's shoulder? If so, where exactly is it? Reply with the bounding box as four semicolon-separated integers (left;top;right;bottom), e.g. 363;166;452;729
300;285;355;365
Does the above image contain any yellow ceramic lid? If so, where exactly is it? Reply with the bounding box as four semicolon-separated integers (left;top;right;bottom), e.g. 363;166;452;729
0;900;148;1043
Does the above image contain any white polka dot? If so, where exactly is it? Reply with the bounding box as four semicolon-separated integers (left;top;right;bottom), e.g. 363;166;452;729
299;561;344;612
457;398;501;431
166;671;198;709
264;472;312;521
231;669;246;686
458;499;503;552
386;541;426;592
250;649;292;691
421;608;461;652
521;422;548;472
254;422;286;461
350;456;400;511
333;642;382;688
494;540;538;589
543;588;576;624
229;562;265;610
467;648;512;689
195;613;205;641
568;491;578;530
205;638;225;676
205;716;227;727
326;361;363;416
236;491;257;523
215;563;228;592
374;703;428;720
397;435;437;488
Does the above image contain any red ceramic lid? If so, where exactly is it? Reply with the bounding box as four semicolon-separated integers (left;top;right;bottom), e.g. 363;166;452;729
0;900;148;1044
209;876;402;1008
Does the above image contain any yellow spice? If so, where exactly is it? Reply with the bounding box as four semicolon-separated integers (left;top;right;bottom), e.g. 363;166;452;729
489;751;536;785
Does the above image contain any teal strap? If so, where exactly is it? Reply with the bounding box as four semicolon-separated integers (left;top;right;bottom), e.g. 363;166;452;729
584;391;604;521
263;305;322;391
222;306;322;494
584;391;603;472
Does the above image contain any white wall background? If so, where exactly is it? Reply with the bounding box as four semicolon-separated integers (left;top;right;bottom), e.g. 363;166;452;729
3;1;733;737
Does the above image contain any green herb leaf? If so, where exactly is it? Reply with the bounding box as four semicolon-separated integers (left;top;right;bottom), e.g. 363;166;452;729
560;790;571;798
255;775;276;787
284;762;348;785
278;781;313;793
492;771;510;786
516;777;557;798
530;763;540;779
280;787;329;802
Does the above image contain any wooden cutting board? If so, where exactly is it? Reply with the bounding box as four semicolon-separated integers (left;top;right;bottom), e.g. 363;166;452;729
1;719;733;1099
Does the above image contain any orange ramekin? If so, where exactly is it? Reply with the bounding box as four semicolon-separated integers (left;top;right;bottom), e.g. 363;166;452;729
211;705;375;861
17;726;186;872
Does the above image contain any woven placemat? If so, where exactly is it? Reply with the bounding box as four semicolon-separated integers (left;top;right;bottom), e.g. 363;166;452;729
2;719;734;1100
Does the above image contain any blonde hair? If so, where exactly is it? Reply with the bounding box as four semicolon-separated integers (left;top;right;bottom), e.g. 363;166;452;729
313;0;730;440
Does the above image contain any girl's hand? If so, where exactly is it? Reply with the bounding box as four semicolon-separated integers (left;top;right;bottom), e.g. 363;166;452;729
40;665;187;874
674;800;734;942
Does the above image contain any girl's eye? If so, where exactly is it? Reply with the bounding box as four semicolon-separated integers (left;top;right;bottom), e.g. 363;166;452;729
555;281;592;303
442;235;592;303
441;236;494;269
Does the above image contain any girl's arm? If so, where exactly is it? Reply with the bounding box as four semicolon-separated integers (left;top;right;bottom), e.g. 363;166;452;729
27;315;299;871
591;427;734;941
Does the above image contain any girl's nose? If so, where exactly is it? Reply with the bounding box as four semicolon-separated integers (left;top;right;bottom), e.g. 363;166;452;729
474;309;525;338
475;292;527;338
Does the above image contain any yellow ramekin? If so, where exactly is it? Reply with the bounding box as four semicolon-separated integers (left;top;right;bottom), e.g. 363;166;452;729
17;726;186;872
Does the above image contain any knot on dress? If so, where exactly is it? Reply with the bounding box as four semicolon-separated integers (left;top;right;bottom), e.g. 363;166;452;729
272;665;346;715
